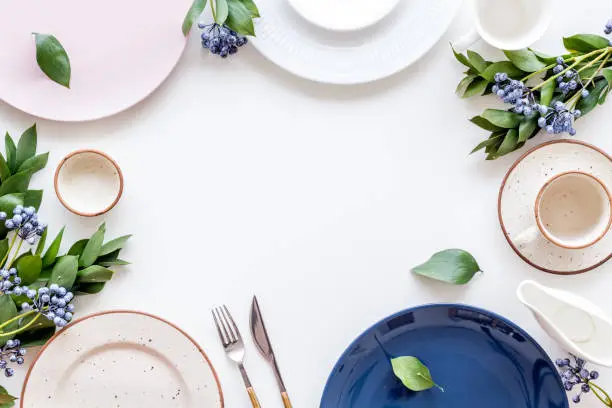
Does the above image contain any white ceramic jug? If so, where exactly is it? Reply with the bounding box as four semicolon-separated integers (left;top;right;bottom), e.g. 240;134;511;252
517;280;612;367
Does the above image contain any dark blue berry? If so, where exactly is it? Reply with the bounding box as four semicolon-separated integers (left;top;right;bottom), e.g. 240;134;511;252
590;371;599;380
229;45;238;55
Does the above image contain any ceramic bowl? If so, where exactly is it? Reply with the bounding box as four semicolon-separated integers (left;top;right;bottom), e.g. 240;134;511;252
54;150;124;217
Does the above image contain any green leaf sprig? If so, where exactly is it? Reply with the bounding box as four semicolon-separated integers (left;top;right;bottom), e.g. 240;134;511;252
391;356;444;392
454;29;612;160
412;249;481;285
33;33;71;88
182;0;259;37
0;386;16;408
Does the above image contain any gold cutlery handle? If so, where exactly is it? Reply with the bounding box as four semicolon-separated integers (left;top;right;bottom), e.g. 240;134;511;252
247;387;261;408
281;391;292;408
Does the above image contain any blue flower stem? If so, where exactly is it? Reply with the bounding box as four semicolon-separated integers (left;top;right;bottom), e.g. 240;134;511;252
6;238;23;270
531;48;611;92
590;382;612;407
210;0;217;22
0;310;37;337
0;233;18;269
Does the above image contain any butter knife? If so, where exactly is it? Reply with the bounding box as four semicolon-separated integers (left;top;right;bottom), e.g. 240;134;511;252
250;296;292;408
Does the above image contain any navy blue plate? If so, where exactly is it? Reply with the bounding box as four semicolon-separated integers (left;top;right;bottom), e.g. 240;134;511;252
321;304;569;408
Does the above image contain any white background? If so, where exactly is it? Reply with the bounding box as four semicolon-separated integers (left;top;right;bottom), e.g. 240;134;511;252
3;1;612;406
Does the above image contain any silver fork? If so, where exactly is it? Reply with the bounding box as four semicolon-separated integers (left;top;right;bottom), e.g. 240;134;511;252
212;305;261;408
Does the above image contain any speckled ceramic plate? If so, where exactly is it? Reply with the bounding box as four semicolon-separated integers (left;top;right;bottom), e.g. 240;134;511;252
21;311;224;408
499;140;612;274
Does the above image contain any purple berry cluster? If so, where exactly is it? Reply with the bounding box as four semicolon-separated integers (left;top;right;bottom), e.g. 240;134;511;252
538;101;581;135
492;73;546;117
20;284;75;328
556;355;600;404
0;339;26;378
604;19;612;35
552;57;589;97
199;23;248;58
0;205;46;245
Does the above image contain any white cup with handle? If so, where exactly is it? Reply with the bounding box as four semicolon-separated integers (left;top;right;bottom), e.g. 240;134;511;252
454;0;553;51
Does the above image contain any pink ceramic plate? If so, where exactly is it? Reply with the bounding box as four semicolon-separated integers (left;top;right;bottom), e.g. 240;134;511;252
0;0;193;121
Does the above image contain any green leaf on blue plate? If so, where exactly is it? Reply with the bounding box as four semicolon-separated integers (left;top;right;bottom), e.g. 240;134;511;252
391;356;444;392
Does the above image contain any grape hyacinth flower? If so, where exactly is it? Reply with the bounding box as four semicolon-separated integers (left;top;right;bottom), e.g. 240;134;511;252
0;339;25;378
538;101;581;136
20;284;75;328
556;354;611;405
3;205;46;245
198;23;248;58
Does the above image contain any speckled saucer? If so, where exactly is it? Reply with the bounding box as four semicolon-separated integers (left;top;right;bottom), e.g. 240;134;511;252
499;140;612;274
21;311;224;408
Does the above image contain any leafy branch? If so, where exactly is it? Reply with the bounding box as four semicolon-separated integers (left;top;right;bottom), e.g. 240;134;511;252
454;30;612;160
182;0;259;37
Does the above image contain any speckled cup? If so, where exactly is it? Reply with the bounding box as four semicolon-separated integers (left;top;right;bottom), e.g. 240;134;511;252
535;171;612;249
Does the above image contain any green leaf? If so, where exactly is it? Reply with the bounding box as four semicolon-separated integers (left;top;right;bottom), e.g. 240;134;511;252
563;34;610;53
98;259;130;267
182;0;208;36
67;239;89;257
42;227;64;269
496;129;519;156
0;386;16;407
0;154;10;184
600;69;612;104
470;116;502;132
482;61;525;82
412;249;481;285
391;356;443;392
451;45;472;69
35;229;47;256
15;124;37;170
18;153;48;174
518;118;538;143
0;239;9;264
17;315;55;348
24;189;43;211
16;254;42;285
470;134;504;154
530;48;559;64
466;50;488;73
240;0;260;17
77;265;114;283
577;79;608;116
0;170;33;196
79;223;106;268
76;282;106;294
503;49;546;72
49;255;78;289
99;235;131;257
33;33;71;88
539;79;555;107
4;134;16;174
215;0;229;24
463;78;488;98
226;0;255;36
0;294;18;335
481;109;521;128
455;75;477;97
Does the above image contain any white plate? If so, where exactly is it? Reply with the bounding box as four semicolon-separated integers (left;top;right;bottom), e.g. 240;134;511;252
21;311;224;408
0;0;192;122
250;0;461;84
499;140;612;275
287;0;400;32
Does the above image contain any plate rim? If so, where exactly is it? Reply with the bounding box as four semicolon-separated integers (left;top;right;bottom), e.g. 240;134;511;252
498;139;612;275
20;309;225;408
249;0;461;85
319;303;569;408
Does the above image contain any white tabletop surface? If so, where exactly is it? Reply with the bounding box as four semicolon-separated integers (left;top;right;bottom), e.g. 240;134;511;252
2;1;612;406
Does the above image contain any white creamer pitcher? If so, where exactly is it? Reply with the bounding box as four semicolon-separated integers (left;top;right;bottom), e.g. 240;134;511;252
517;280;612;367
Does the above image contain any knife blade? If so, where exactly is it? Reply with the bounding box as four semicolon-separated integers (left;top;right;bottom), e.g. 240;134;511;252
250;295;292;408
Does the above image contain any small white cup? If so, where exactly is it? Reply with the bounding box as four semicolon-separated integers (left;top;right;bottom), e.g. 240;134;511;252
454;0;552;51
535;172;612;249
288;0;400;31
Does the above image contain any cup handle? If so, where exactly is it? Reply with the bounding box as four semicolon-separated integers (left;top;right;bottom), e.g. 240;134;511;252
453;28;480;51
